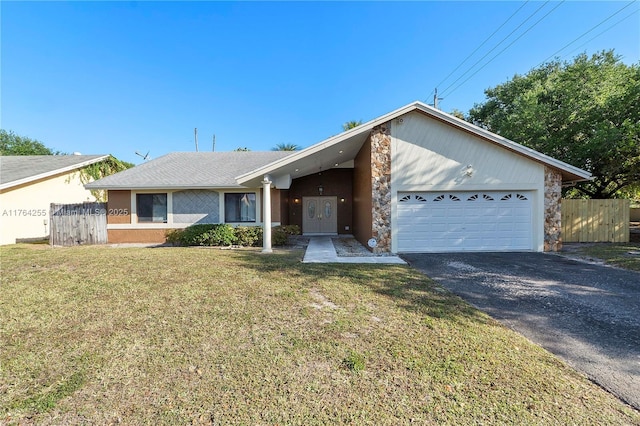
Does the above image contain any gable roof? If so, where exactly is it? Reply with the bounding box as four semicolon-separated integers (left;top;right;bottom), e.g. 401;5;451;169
85;151;294;190
0;155;109;190
236;101;592;187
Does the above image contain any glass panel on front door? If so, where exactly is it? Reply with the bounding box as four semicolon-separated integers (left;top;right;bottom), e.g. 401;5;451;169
324;201;332;219
307;200;316;219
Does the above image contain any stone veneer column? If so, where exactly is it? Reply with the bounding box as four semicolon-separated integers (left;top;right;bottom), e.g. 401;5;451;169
544;167;563;252
370;122;392;254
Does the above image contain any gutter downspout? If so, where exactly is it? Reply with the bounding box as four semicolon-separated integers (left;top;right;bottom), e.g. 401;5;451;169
262;176;272;253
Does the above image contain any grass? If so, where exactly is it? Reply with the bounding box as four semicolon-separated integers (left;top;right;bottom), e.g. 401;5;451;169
1;244;639;425
565;242;640;271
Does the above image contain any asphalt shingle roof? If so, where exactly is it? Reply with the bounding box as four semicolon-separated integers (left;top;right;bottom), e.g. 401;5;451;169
84;152;295;189
0;155;108;189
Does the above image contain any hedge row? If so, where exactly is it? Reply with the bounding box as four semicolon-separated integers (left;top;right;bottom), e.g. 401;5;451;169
165;224;300;247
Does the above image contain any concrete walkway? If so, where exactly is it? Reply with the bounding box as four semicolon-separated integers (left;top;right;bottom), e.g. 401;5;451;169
302;236;406;264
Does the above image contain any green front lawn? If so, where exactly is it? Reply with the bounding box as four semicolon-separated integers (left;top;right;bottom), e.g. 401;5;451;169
1;245;638;424
564;243;640;271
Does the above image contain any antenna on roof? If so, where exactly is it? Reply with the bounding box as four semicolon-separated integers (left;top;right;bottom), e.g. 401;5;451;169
212;134;216;152
194;128;199;152
135;150;150;160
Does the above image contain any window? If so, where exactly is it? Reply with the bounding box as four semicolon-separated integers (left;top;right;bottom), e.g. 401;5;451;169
137;193;167;223
225;193;256;222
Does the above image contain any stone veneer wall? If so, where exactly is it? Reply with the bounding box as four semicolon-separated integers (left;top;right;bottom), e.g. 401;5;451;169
544;166;563;252
370;122;392;253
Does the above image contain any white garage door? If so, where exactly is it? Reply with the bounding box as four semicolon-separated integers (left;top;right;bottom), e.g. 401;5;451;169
397;191;532;252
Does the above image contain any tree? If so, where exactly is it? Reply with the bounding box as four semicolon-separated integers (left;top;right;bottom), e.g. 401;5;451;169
272;143;300;151
0;129;58;155
342;120;362;131
468;50;640;199
1;129;134;200
449;109;466;120
81;155;135;201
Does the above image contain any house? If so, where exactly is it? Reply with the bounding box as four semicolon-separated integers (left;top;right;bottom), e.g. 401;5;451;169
0;154;109;245
86;101;591;253
85;151;294;245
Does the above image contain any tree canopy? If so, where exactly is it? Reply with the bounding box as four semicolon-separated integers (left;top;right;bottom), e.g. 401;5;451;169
1;129;134;201
342;120;362;131
81;155;135;201
468;50;639;199
272;143;300;151
0;129;58;155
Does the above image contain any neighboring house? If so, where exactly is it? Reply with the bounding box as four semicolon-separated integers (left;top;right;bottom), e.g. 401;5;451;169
86;101;591;253
0;154;109;245
85;151;293;245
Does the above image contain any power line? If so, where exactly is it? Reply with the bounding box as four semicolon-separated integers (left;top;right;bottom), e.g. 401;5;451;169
438;1;554;99
538;1;637;65
441;1;565;99
537;1;638;66
561;8;639;60
428;1;530;101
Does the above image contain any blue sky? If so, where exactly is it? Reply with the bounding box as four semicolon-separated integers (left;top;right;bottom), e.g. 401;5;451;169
2;1;638;165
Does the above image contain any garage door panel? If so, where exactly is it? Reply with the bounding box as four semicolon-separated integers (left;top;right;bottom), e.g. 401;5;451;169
397;191;533;252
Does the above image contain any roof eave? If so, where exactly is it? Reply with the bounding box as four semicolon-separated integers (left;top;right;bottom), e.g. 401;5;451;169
236;100;591;185
0;155;110;190
84;184;256;191
235;102;422;185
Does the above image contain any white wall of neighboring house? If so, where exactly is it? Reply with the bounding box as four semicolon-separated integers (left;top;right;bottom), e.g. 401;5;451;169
0;170;97;245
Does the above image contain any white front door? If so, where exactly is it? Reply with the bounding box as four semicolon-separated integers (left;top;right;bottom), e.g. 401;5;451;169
302;196;337;234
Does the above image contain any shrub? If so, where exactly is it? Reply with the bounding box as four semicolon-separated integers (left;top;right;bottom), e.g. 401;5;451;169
269;225;301;246
180;224;216;246
205;224;236;246
272;227;288;246
279;225;301;236
234;226;263;247
165;224;236;247
165;229;183;246
165;224;296;247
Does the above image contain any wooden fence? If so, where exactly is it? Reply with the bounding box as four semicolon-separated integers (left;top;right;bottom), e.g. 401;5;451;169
50;202;107;246
561;199;630;243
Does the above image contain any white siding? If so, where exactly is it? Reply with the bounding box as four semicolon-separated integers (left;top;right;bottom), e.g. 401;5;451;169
390;111;545;253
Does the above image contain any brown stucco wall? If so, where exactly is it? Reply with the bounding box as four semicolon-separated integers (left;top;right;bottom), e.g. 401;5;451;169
108;228;168;244
287;169;353;234
258;188;281;224
353;136;373;247
279;190;290;225
106;190;131;224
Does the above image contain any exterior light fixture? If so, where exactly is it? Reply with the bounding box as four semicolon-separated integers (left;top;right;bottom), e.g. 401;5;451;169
340;198;345;203
318;185;324;195
465;165;474;177
294;198;300;204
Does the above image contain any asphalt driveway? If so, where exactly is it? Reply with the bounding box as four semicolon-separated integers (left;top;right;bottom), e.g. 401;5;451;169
402;252;640;410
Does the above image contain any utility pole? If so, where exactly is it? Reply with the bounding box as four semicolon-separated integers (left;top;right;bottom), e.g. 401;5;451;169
194;128;199;152
433;88;443;110
212;134;216;152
